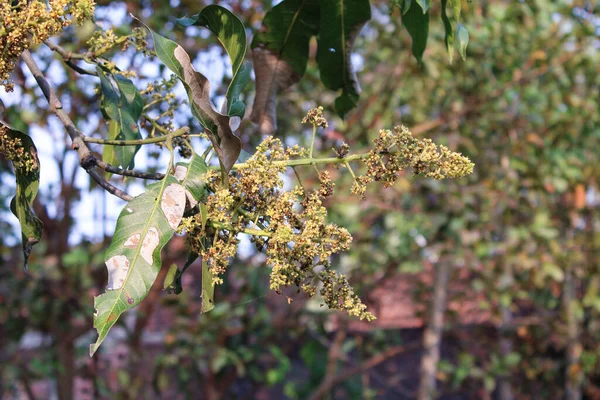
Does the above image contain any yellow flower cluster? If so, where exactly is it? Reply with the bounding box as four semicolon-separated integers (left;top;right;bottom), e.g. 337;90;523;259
180;136;374;320
0;0;95;91
352;126;474;197
302;106;328;129
0;125;38;173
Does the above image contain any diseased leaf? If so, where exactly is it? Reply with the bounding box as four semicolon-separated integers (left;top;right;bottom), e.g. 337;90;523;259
402;0;430;63
173;149;209;208
177;5;250;118
0;121;42;269
317;0;371;118
102;120;119;180
415;0;430;13
138;18;241;171
97;67;144;169
250;0;320;134
90;175;186;356
441;0;455;64
456;23;469;61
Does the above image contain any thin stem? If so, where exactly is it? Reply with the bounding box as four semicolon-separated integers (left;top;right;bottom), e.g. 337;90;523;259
309;125;317;159
83;127;189;146
292;167;305;191
214;153;367;172
21;50;133;202
95;160;165;180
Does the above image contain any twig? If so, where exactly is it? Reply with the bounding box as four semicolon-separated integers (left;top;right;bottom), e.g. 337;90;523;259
83;127;189;146
44;40;95;62
21;50;133;201
95;159;165;180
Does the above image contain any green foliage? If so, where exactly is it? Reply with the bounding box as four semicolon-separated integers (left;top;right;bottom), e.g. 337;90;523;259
402;0;430;63
0;121;42;268
97;67;144;169
177;5;250;118
316;0;372;117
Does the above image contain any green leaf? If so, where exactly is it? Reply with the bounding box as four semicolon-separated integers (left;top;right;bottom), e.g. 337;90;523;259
456;23;469;61
163;264;179;290
173;150;209;203
90;175;187;356
450;0;461;21
0;121;43;269
250;0;320;133
97;68;144;169
415;0;430;13
316;0;371;118
177;5;250;119
138;18;241;171
201;258;215;313
402;0;412;15
441;0;454;64
102;120;119;180
402;0;430;63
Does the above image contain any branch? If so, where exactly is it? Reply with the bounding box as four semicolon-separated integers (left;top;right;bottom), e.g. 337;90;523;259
21;50;133;202
83;127;189;146
95;159;164;180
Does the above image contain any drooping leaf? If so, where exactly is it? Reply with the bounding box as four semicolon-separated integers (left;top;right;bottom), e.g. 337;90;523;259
450;0;461;21
138;19;241;171
402;0;430;63
316;0;371;118
90;175;186;356
441;0;455;64
201;258;215;313
250;0;320;134
415;0;430;13
177;5;250;119
456;23;469;61
0;121;42;269
97;67;144;169
102;120;119;180
163;263;179;290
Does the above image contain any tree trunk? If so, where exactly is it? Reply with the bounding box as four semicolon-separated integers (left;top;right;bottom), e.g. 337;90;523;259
418;262;451;400
56;336;75;400
564;268;582;400
497;261;514;400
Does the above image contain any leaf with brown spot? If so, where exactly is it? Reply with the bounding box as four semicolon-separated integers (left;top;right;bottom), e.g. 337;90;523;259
136;17;241;171
91;176;185;356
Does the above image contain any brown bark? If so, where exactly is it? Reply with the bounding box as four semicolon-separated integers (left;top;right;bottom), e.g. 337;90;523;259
418;262;451;400
56;336;75;400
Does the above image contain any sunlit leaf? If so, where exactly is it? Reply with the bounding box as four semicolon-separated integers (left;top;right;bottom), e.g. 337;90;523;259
441;0;454;64
450;0;461;21
250;0;320;134
91;175;186;356
0;121;42;269
177;5;250;118
316;0;371;117
456;23;469;61
102;120;119;180
415;0;430;13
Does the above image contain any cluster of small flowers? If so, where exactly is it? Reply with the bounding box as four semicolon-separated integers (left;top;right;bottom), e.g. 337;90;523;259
0;125;38;173
87;27;148;60
0;0;95;91
351;126;474;198
302;106;328;129
179;136;374;320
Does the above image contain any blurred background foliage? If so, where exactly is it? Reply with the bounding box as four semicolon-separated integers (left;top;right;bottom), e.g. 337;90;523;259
0;0;599;399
